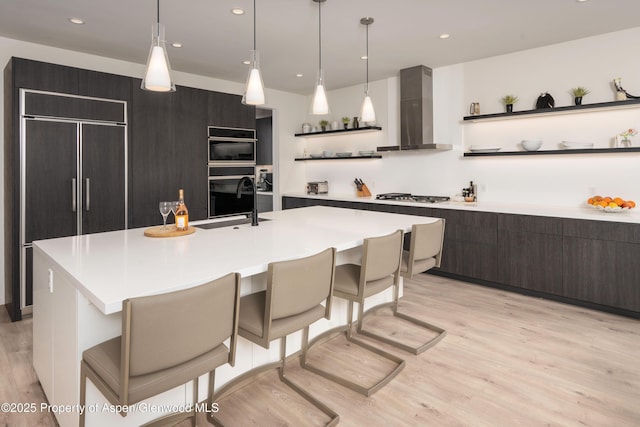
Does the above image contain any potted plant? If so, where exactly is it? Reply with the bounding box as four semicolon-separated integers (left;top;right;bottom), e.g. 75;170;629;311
501;94;519;113
341;116;350;129
319;120;329;132
571;87;590;105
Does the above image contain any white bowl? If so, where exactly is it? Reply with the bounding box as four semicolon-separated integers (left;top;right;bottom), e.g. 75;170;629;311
521;140;542;151
322;151;333;157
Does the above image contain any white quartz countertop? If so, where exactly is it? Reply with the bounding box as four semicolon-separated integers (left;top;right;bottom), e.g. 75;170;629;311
33;206;438;315
283;193;640;224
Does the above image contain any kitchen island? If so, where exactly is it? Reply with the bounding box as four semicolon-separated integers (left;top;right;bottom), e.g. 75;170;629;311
32;206;438;427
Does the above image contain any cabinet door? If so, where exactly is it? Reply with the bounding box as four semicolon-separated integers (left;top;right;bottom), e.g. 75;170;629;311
173;86;208;220
497;214;563;295
25;119;78;242
129;82;176;227
563;237;640;311
81;123;126;234
12;58;79;94
434;209;498;282
208;91;256;129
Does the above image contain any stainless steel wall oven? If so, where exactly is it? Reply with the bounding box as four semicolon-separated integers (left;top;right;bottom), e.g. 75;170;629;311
207;126;257;218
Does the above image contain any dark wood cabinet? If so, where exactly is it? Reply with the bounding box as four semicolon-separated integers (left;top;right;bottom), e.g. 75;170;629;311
432;209;498;282
562;219;640;312
129;82;177;228
208;91;255;129
282;196;640;317
497;214;563;295
12;58;79;94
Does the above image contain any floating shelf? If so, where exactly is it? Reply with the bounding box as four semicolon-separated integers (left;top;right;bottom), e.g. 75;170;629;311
294;126;382;138
463;147;640;157
463;99;640;122
295;155;382;161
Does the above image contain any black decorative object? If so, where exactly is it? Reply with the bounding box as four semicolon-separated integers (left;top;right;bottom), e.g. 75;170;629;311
536;92;555;109
613;78;640;99
353;116;359;128
506;104;513;113
574;96;583;105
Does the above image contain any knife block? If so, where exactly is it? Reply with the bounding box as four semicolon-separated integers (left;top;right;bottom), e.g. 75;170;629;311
357;184;372;197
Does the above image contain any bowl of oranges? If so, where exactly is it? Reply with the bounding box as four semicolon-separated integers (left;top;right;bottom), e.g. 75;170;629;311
587;195;636;212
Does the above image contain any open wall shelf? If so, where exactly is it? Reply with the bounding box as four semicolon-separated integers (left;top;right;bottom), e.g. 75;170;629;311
464;147;640;157
463;99;640;122
294;126;382;138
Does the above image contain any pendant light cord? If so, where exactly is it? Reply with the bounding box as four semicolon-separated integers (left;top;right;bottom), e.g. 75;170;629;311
156;0;160;38
365;22;369;91
318;0;322;71
253;0;257;51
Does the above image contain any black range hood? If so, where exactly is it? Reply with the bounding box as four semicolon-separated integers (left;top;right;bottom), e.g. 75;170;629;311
377;65;452;152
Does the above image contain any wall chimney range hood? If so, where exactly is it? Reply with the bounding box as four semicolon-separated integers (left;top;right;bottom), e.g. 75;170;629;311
377;65;452;152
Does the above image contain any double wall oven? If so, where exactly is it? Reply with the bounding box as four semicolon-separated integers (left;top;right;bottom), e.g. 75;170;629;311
208;126;257;218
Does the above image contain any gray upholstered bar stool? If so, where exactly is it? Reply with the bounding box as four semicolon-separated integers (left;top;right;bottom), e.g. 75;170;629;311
394;219;447;353
210;247;339;427
301;230;406;396
79;272;240;427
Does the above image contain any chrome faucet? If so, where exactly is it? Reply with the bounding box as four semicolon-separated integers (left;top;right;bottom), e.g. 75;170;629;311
236;176;259;226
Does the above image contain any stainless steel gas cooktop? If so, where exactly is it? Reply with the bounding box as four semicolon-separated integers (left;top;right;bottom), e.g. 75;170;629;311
375;193;450;203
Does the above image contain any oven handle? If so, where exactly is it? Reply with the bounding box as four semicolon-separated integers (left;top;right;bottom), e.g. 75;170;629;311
209;175;255;181
208;161;256;167
207;137;256;142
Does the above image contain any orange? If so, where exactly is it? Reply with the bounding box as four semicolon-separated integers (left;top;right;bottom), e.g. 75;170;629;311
613;197;624;206
587;197;594;205
593;195;603;202
628;200;636;208
603;196;612;203
598;200;608;208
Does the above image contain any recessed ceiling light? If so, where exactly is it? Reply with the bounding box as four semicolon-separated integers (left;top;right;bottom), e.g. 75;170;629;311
242;60;251;65
68;17;84;25
439;33;450;39
360;55;368;60
171;42;183;48
231;8;245;15
296;73;303;77
576;0;589;2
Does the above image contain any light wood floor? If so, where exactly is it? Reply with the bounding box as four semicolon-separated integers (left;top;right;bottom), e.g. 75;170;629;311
2;274;639;426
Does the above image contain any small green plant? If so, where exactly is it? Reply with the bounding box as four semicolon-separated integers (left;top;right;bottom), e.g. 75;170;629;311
571;87;590;97
319;120;329;127
501;94;519;105
341;117;350;124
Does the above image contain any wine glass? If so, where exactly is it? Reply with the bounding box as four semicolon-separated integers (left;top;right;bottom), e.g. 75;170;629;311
159;201;172;230
171;201;180;223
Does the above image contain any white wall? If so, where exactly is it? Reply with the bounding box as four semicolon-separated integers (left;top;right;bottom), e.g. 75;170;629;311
300;27;640;205
0;36;307;306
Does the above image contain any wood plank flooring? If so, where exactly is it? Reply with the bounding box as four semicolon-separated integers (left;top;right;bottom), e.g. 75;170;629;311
2;274;639;426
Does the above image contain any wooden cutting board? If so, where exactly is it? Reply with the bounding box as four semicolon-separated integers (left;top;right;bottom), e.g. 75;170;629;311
144;225;196;238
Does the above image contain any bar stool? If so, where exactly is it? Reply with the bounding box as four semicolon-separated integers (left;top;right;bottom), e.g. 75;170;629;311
402;219;446;278
394;219;447;353
210;247;339;427
79;272;240;427
301;230;406;396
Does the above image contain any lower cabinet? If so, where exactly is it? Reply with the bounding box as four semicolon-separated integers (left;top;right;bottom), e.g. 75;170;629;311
497;214;563;295
282;196;640;316
562;219;640;312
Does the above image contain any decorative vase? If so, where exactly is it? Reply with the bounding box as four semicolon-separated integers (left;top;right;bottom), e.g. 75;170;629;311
506;104;513;113
331;121;339;130
343;123;348;129
321;126;327;132
574;96;583;105
353;117;359;128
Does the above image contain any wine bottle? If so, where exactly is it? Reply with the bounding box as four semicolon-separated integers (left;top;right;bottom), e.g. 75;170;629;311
175;188;189;231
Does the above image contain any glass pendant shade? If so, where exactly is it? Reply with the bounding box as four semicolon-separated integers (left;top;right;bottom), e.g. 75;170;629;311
311;69;329;115
141;23;175;92
360;91;376;123
243;50;266;105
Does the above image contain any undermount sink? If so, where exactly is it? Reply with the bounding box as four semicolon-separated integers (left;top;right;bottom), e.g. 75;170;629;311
194;217;270;230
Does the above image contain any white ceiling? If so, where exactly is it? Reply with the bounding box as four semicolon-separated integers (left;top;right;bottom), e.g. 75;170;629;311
0;0;638;95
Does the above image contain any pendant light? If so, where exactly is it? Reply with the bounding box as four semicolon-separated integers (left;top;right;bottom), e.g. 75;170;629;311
141;0;175;92
360;17;375;123
311;0;329;115
242;0;266;105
